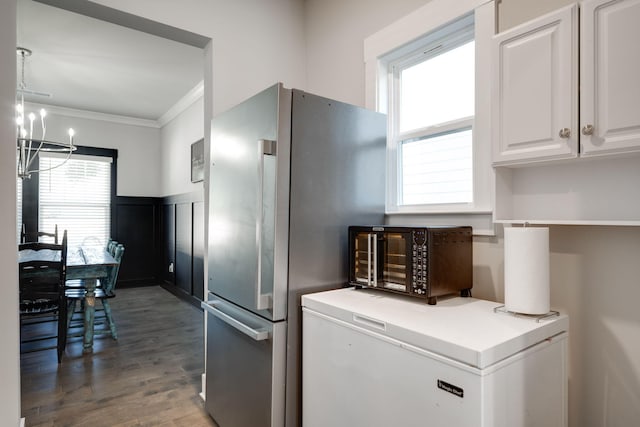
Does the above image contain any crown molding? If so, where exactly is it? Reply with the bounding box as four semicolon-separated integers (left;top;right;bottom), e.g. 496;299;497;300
23;80;204;129
157;81;204;127
24;101;160;128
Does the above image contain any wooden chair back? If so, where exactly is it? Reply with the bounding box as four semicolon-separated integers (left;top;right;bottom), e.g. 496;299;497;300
103;244;125;295
20;224;59;244
18;230;68;362
107;239;118;256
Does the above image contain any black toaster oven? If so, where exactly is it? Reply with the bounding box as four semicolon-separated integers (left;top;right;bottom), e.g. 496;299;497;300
347;226;472;305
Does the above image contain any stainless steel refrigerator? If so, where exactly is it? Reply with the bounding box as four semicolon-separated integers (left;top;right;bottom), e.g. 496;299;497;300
201;83;386;427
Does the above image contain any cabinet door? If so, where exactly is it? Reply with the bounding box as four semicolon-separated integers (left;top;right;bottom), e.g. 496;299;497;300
581;0;640;156
492;5;578;166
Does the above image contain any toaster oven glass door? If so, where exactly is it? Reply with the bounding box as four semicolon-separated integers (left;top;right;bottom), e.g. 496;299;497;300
352;231;411;292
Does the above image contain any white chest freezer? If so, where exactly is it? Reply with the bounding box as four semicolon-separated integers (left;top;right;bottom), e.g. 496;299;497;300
301;288;568;427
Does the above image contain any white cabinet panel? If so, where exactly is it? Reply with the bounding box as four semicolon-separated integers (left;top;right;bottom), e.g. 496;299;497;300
492;0;640;225
492;5;578;165
580;0;640;156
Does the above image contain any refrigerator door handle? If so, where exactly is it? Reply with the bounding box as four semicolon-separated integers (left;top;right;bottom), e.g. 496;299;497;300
372;233;378;287
201;300;271;341
367;233;378;287
256;139;276;311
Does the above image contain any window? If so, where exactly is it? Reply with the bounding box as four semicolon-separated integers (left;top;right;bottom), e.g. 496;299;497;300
364;0;494;234
38;152;113;248
392;21;475;206
388;13;478;209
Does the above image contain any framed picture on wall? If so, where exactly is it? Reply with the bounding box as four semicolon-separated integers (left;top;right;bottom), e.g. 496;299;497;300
191;138;205;183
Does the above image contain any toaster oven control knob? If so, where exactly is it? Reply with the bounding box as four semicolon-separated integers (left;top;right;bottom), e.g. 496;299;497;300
413;230;426;246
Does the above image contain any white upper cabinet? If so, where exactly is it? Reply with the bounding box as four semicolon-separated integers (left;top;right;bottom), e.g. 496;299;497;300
492;5;578;166
493;0;640;165
580;0;640;156
492;0;640;225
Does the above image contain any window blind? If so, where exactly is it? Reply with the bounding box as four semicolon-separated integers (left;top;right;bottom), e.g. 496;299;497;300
38;153;112;248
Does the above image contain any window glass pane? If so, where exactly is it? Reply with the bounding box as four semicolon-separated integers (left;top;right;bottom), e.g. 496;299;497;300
39;155;111;248
400;41;475;133
401;129;472;205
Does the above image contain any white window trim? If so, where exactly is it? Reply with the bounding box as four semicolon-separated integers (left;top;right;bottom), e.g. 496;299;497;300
364;0;495;236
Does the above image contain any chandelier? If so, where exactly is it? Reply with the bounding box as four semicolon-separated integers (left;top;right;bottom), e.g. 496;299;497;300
16;47;76;180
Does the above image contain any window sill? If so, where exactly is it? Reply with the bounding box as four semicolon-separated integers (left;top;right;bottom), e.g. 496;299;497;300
385;210;495;236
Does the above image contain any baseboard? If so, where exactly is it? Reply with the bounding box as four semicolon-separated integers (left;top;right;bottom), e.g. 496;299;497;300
118;278;159;288
159;282;203;309
20;418;25;427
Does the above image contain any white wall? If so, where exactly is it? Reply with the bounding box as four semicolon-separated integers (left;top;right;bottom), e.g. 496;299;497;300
303;1;640;426
92;0;307;117
549;226;640;426
160;97;204;196
304;0;431;107
34;111;162;197
1;1;23;425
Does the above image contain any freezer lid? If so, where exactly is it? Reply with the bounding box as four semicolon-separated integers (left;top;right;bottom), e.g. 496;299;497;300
301;288;569;369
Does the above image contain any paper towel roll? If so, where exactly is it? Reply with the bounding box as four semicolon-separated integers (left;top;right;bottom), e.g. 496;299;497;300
504;227;550;315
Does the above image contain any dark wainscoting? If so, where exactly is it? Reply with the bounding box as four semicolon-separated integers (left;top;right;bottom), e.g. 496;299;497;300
113;196;161;287
24;190;205;305
159;191;205;308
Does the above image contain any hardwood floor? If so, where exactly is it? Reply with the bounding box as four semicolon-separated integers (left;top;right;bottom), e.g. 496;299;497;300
20;286;217;427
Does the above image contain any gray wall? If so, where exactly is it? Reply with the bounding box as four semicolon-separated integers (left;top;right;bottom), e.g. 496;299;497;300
1;1;22;424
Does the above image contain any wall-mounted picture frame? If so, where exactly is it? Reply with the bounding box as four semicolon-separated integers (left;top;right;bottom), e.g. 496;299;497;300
191;138;205;183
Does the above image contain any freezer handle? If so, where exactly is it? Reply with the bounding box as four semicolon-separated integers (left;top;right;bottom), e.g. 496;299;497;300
201;300;270;341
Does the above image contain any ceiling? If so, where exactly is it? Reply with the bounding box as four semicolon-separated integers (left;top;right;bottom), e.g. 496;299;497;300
16;0;204;122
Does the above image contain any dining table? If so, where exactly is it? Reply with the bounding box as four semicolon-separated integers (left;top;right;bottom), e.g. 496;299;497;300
19;245;119;354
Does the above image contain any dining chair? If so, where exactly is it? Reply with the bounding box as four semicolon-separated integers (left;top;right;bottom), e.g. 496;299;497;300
66;243;125;340
20;223;59;244
18;230;68;363
107;239;118;256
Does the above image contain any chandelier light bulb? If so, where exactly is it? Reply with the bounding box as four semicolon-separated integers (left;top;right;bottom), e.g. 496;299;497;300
28;112;35;139
15;47;76;179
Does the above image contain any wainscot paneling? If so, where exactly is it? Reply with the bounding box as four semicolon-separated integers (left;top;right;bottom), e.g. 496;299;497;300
193;201;205;301
113;196;161;287
159;190;205;308
175;202;193;295
161;203;176;286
